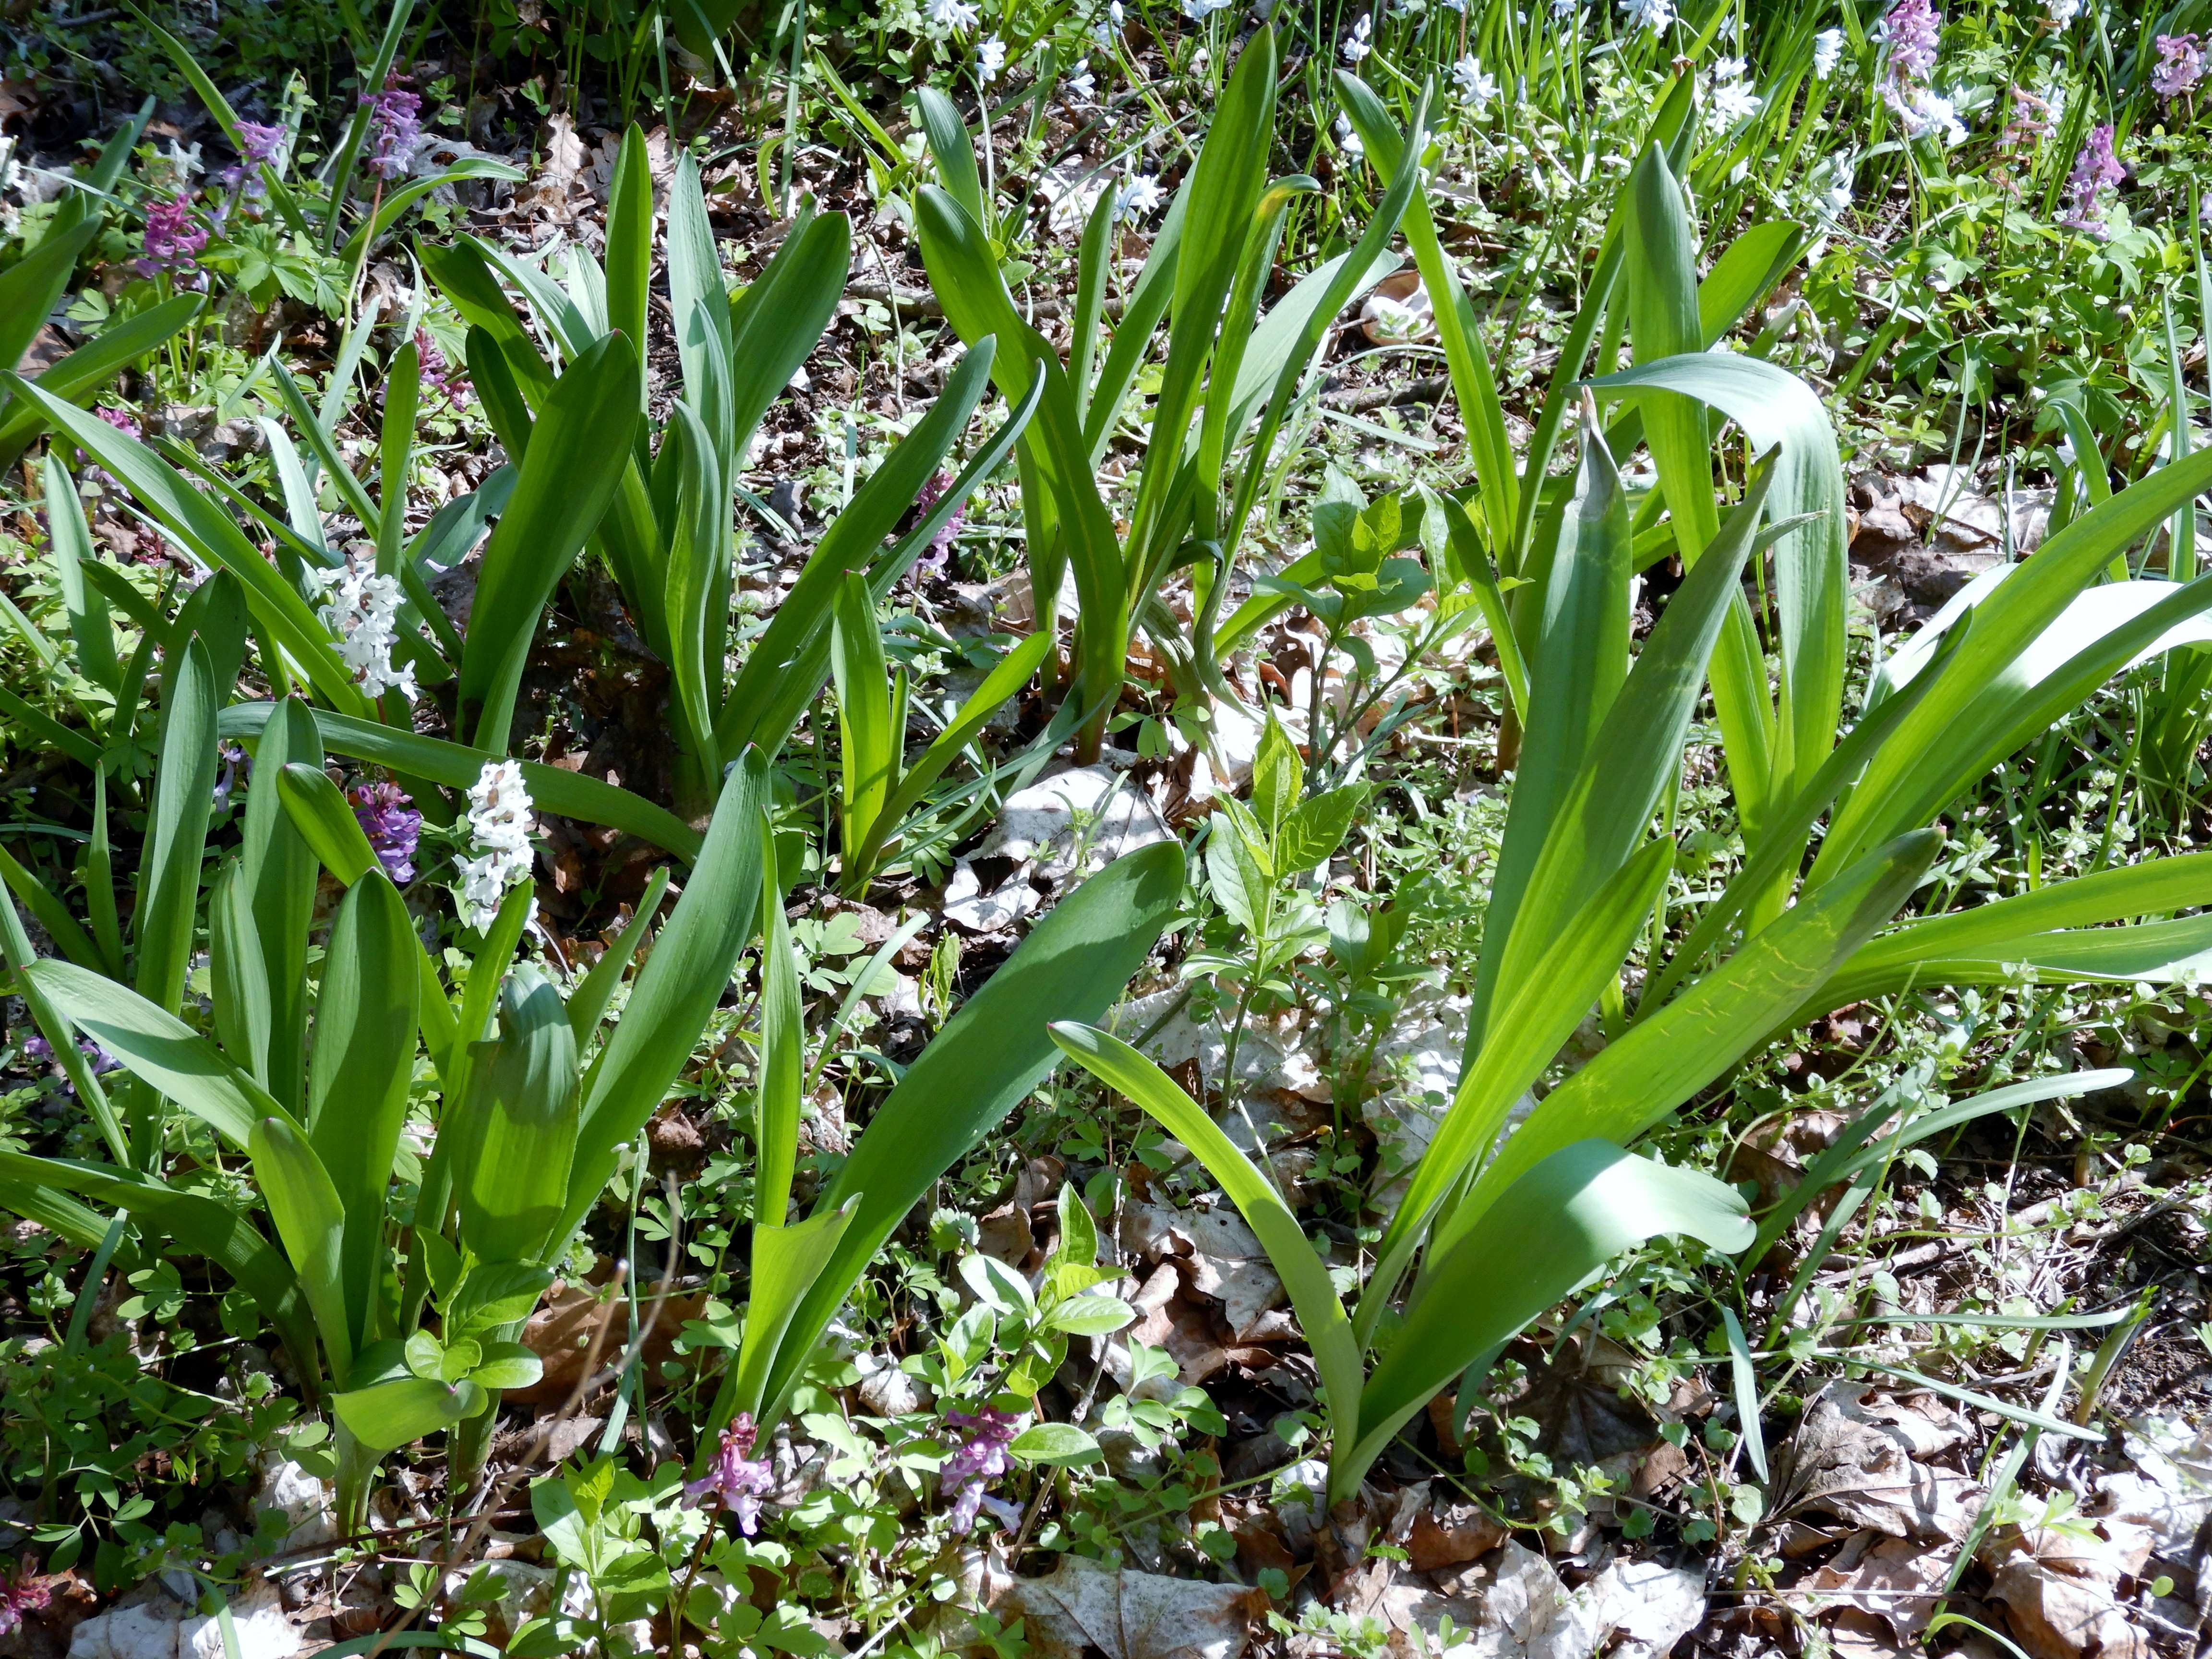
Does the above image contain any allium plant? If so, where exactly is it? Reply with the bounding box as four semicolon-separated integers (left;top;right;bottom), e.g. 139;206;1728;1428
457;759;535;931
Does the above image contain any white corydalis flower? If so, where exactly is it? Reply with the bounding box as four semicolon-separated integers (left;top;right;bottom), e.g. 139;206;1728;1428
1453;55;1499;109
1893;84;1967;147
307;558;418;702
457;759;536;932
1813;28;1844;76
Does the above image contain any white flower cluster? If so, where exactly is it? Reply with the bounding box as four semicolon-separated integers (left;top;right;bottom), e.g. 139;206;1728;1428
1181;0;1233;21
1813;28;1844;77
455;759;536;932
307;558;419;701
1619;0;1673;34
1893;85;1967;148
977;36;1007;79
926;0;978;31
2047;0;2080;23
1342;14;1371;63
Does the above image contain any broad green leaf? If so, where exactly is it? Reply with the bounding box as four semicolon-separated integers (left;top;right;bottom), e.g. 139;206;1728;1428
666;155;735;430
468;1340;544;1392
851;630;1056;881
1250;712;1303;841
0;216;98;377
0;296;203;470
249;1114;354;1382
1815;439;2212;880
1045;1295;1135;1336
1048;1022;1363;1460
1343;1141;1751;1503
1276;786;1366;875
1009;1422;1103;1466
759;842;1184;1421
661;396;726;776
602;125;654;385
1589;351;1847;817
335;1375;484;1452
209;859;272;1087
307;874;419;1340
1468;457;1777;1054
832;572;896;861
915;88;986;228
709;1196;858;1432
454;967;578;1265
725;211;851;462
566;866;669;1043
1370;838;1674;1317
276;762;382;883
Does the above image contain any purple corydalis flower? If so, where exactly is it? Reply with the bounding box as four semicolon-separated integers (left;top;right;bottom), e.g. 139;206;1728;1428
1881;0;1941;85
218;121;286;198
2060;124;2123;236
0;1557;57;1639
2154;35;2205;102
133;194;205;278
940;1406;1019;1534
684;1414;774;1533
913;470;966;577
413;328;469;406
351;780;422;884
18;1034;119;1096
213;743;249;808
362;80;421;180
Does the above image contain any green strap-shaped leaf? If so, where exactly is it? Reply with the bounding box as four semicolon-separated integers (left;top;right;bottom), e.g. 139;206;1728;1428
562;753;770;1249
757;840;1184;1421
136;636;217;1014
42;454;120;693
462;332;642;752
5;374;368;713
1467;456;1778;1053
240;701;324;1111
1048;1023;1363;1467
755;827;802;1229
602;126;653;391
565;866;668;1043
221;701;701;861
915;88;986;227
831;571;895;861
209;859;272;1089
24;959;289;1150
0;295;203;471
849;630;1057;883
1347;1141;1750;1503
1623;143;1776;832
1815;439;2212;880
666;155;736;438
1369;838;1673;1322
1445;830;1940;1250
709;1197;859;1435
661;395;726;778
1589;351;1848;831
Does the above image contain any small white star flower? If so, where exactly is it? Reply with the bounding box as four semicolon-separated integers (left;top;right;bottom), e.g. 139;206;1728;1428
926;0;980;31
1452;56;1498;109
1116;172;1165;219
977;35;1007;79
1342;13;1371;62
1812;28;1843;76
1619;0;1673;33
